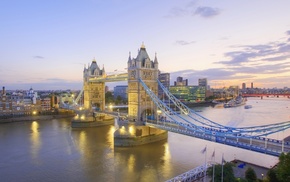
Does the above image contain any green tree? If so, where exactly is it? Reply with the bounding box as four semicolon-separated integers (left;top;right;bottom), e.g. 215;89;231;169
266;168;280;182
276;152;290;182
105;91;114;104
207;162;235;182
115;95;122;105
245;167;257;182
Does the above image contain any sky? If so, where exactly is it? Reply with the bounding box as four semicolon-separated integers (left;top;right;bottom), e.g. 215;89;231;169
1;0;290;90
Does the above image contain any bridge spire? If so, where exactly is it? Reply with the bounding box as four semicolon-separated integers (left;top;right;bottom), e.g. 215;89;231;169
154;52;158;64
141;42;145;49
128;51;131;63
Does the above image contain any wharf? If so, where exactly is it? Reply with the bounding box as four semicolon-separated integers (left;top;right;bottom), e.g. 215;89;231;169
0;114;75;123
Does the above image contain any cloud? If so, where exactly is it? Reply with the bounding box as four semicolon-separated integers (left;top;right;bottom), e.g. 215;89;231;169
166;7;187;18
165;2;221;19
33;56;44;59
175;40;196;45
168;34;290;88
216;35;290;66
286;30;290;35
193;6;220;18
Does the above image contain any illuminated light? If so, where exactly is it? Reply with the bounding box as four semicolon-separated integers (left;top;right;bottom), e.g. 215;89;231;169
157;110;162;114
32;111;37;115
129;126;134;135
109;104;113;109
127;154;136;172
80;115;85;120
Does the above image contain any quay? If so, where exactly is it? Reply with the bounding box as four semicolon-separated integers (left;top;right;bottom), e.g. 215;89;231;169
166;159;270;182
0;112;75;124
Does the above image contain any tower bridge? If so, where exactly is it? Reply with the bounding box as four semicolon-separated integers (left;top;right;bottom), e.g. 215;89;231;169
75;44;290;157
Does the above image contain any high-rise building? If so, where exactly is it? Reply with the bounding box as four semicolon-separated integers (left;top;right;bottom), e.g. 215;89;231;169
174;77;188;86
251;82;253;89
169;85;206;102
158;72;170;99
242;83;246;90
114;85;128;100
159;72;170;89
198;78;207;88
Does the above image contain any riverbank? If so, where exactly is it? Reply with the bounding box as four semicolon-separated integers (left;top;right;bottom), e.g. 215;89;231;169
0;114;75;124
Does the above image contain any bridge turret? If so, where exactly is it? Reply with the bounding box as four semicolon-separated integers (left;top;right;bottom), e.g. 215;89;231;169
127;43;159;125
154;52;158;69
127;52;132;68
83;58;106;111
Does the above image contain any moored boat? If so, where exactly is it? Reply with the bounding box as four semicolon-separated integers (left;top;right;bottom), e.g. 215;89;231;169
244;105;252;109
224;96;246;108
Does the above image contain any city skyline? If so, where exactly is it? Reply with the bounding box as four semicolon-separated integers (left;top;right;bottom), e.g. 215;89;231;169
1;0;290;90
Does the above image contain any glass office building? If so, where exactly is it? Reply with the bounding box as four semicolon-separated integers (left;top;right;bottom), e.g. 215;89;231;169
169;86;206;103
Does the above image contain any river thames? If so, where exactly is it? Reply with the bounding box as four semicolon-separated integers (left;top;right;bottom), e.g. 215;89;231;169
0;97;289;181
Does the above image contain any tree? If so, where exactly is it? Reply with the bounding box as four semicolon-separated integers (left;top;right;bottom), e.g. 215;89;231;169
266;168;280;182
276;152;290;182
105;91;114;104
207;162;235;182
115;95;122;105
245;167;257;182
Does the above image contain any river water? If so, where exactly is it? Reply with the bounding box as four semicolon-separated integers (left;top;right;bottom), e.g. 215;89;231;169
0;97;289;182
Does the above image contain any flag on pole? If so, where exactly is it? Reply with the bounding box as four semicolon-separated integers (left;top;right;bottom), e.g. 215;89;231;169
201;146;207;154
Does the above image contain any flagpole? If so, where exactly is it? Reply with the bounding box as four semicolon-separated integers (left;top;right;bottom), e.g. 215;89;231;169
204;147;207;182
212;150;215;182
202;146;207;182
221;153;224;182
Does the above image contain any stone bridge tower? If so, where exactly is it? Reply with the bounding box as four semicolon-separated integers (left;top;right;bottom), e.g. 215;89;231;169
127;43;159;125
83;58;106;111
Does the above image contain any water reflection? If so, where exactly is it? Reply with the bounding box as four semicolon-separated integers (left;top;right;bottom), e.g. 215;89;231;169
70;126;114;181
30;121;41;162
114;140;172;182
0;97;289;181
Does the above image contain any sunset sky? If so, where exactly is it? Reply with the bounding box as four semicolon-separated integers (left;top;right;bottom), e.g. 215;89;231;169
1;0;290;90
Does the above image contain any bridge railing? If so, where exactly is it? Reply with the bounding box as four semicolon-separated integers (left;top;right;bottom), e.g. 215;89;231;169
166;163;211;182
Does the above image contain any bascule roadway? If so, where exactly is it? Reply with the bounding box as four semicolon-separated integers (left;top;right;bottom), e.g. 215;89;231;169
145;119;290;157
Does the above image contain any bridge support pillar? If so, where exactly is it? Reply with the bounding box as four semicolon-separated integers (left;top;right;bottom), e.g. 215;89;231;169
114;44;168;146
114;123;167;147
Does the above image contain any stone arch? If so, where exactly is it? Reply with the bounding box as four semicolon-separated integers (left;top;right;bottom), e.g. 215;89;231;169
140;108;155;122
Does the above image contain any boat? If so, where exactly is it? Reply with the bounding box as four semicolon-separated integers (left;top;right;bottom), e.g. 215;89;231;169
244;105;252;109
224;96;246;108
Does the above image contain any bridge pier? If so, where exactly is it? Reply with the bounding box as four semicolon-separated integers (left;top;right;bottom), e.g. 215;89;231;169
114;122;167;147
71;111;115;128
114;44;168;146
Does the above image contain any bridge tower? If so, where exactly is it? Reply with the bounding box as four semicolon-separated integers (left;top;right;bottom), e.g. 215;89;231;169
83;58;106;111
127;43;159;125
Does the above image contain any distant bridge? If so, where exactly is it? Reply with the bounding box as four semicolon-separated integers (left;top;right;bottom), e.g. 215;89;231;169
242;93;290;97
